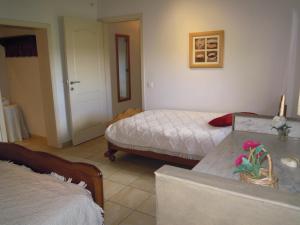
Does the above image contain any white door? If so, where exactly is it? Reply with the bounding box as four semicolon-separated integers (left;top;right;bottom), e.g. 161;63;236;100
64;17;109;145
0;47;7;142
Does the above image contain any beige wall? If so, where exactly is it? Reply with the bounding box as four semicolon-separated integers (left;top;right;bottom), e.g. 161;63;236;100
0;0;99;144
106;20;142;115
0;26;47;137
35;29;58;145
0;47;8;142
0;46;9;100
100;0;300;117
6;58;46;137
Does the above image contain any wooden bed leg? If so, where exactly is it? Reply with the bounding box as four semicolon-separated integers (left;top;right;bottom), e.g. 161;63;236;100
104;149;117;161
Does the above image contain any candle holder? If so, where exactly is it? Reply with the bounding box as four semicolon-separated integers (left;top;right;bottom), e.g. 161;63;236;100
277;128;289;141
272;116;291;141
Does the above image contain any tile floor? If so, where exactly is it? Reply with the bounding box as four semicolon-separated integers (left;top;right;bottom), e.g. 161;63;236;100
17;136;188;225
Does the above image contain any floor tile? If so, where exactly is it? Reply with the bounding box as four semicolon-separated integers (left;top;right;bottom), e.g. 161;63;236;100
108;170;142;185
109;186;151;209
104;201;133;225
129;175;155;193
100;164;121;179
85;152;109;164
119;211;156;225
17;136;162;225
103;179;126;200
137;195;156;217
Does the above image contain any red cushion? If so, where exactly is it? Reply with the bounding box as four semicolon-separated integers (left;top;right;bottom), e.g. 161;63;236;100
209;113;233;127
208;112;257;127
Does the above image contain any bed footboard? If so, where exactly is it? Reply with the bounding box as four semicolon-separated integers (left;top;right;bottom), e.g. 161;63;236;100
105;141;199;168
0;143;104;208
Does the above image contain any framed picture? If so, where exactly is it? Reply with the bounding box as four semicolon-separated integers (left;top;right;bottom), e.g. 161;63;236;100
189;30;224;68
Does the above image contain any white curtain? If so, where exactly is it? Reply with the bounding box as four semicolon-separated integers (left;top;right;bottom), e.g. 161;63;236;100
0;90;8;142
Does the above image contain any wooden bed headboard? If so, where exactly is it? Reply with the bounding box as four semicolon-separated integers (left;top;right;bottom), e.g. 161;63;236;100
0;143;104;208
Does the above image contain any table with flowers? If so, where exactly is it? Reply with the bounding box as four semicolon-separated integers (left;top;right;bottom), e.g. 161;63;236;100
192;131;300;193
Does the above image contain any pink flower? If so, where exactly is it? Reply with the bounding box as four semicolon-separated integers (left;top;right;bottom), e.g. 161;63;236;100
235;154;248;166
242;140;261;151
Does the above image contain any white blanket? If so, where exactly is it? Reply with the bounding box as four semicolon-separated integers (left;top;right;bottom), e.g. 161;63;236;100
105;110;232;160
0;161;104;225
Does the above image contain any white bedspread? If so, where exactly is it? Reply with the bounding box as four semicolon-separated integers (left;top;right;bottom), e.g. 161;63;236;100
0;161;104;225
105;110;232;160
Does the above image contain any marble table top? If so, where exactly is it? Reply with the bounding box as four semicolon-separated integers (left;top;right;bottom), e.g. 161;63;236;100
193;131;300;193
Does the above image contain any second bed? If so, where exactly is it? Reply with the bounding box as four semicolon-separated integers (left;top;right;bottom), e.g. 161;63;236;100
105;110;232;166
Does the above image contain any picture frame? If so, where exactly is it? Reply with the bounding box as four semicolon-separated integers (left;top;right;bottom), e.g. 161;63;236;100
189;30;224;68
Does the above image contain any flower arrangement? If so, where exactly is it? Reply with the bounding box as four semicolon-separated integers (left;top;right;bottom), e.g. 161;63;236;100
272;116;291;139
234;140;268;178
234;140;278;187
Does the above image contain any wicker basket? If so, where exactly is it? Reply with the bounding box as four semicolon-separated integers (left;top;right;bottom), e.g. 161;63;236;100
239;147;278;188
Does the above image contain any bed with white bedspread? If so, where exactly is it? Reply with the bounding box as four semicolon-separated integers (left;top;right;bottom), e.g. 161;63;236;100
0;161;104;225
105;110;232;161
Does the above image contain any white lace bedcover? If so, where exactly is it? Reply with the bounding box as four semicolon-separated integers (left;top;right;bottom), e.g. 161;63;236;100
0;161;103;225
105;110;232;160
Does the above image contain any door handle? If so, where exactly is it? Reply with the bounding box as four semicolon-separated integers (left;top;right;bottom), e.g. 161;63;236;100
70;81;81;85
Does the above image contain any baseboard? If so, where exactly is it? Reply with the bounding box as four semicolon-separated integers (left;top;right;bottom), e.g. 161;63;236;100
29;134;47;141
61;140;72;148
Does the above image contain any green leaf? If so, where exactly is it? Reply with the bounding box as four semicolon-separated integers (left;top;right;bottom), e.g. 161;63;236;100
233;168;243;174
259;152;268;163
242;158;253;171
255;145;263;154
252;164;261;177
234;164;249;174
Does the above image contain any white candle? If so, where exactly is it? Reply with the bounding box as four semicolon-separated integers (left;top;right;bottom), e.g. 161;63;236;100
279;95;285;117
297;91;300;116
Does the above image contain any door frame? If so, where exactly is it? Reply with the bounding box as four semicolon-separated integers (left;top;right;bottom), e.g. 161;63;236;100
0;18;60;147
100;14;145;118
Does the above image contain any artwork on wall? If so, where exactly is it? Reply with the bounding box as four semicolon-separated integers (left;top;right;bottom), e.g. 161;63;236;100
189;30;224;68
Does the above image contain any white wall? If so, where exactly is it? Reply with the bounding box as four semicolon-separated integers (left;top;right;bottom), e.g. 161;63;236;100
105;20;142;115
0;0;98;144
100;0;300;117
